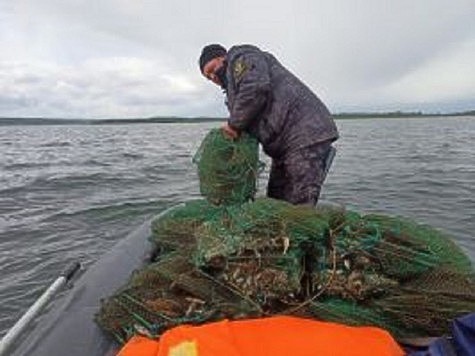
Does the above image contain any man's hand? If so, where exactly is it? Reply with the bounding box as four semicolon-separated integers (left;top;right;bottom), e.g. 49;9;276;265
222;123;240;140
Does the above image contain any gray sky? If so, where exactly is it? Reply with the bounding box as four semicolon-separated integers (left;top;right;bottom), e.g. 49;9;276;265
1;0;474;118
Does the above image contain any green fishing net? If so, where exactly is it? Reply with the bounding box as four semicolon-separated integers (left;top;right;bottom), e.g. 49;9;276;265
96;130;475;344
193;128;259;205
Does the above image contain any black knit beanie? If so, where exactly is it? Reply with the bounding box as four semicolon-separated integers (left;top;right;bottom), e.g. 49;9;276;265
199;44;227;73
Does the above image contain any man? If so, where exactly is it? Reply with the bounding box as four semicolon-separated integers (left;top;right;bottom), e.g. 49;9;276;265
199;44;339;205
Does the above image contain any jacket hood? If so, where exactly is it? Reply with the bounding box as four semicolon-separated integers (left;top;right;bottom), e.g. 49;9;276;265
227;44;263;60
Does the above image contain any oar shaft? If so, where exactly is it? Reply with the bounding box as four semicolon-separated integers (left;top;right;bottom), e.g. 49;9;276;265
0;262;81;356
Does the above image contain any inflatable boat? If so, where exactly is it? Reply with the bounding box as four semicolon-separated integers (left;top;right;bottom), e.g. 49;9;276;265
5;204;475;356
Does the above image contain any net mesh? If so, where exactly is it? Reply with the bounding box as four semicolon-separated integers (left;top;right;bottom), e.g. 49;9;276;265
96;130;475;344
192;129;259;205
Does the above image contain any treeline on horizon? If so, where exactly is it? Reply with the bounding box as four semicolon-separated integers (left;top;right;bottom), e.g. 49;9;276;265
1;110;474;125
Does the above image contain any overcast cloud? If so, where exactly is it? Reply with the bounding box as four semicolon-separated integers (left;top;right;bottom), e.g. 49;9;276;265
1;0;474;118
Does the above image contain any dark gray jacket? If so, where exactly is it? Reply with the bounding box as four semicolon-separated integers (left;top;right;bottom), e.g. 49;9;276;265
225;45;338;158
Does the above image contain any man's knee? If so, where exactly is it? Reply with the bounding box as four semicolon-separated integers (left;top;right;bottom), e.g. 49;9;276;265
285;149;326;205
288;182;322;206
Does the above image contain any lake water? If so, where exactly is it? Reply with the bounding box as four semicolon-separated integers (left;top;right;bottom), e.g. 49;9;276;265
1;116;474;336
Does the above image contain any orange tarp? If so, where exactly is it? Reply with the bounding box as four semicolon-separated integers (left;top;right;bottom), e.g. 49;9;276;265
118;316;404;356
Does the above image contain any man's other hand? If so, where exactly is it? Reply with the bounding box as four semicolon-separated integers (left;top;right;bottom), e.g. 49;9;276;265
222;123;240;140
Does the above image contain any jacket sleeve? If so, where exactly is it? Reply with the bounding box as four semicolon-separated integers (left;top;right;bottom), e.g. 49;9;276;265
228;52;271;130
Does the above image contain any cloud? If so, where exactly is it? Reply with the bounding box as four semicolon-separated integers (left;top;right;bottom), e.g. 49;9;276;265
384;38;475;103
1;0;474;117
0;58;223;118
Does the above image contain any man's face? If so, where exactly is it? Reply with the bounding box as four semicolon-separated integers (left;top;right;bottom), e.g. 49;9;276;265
202;56;225;87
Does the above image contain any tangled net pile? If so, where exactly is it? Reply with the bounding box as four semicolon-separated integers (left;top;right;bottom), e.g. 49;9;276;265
96;129;475;344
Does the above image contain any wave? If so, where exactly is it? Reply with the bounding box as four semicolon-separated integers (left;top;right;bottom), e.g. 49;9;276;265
121;152;144;159
40;141;72;147
40;199;170;222
3;158;113;172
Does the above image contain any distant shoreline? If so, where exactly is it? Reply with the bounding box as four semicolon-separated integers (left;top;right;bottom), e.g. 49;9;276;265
0;111;474;126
